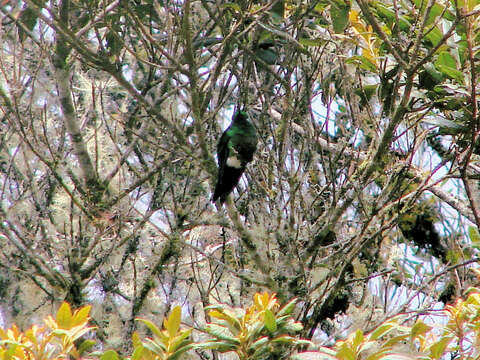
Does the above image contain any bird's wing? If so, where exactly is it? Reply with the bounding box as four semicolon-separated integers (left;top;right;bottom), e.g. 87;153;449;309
217;130;230;172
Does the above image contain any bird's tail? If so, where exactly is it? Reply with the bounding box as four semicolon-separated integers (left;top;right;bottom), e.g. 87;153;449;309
212;166;245;204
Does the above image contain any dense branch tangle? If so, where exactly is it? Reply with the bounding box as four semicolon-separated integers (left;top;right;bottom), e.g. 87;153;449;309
0;0;478;353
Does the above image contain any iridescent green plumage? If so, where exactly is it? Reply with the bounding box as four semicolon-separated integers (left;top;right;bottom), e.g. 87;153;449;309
212;111;258;203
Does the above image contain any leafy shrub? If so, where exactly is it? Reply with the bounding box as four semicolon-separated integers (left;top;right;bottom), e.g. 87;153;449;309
0;302;94;359
4;289;480;359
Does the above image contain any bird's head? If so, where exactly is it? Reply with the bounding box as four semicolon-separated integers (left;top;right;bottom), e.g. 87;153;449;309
233;110;249;123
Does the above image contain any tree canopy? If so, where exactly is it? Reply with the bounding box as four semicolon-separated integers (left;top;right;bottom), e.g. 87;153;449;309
0;0;480;356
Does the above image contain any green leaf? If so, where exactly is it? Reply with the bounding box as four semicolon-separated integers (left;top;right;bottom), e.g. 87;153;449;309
429;336;453;359
283;318;303;332
435;65;464;83
436;51;456;68
315;3;328;12
136;318;164;341
295;339;315;347
345;56;377;72
193;341;237;352
4;343;20;360
410;320;432;339
100;350;120;360
131;346;145;360
419;63;445;90
221;2;241;12
372;2;411;32
271;335;297;343
170;329;192;352
299;38;326;47
105;31;122;56
374;355;414;360
277;298;297;317
469;226;480;243
330;0;351;33
264;309;277;333
352;329;364;348
169;343;195;360
78;339;96;355
143;338;166;355
249;336;269;351
245;320;265;343
369;322;396;341
337;345;356;360
52;325;95;343
422;118;464;130
424;26;443;46
205;324;240;344
412;0;455;21
383;334;409;348
208;309;242;331
435;52;464;83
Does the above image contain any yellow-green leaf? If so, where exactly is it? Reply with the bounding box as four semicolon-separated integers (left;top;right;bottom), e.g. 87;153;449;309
78;339;96;355
208;309;242;330
283;318;303;332
132;331;142;348
277;298;297;317
169;343;194;360
169;329;192;353
193;341;237;352
264;309;277;333
131;346;145;360
469;226;480;243
249;336;269;350
337;345;356;360
100;350;120;360
351;329;364;348
205;324;240;344
166;306;182;337
56;302;73;329
143;338;166;355
369;321;396;340
299;38;325;47
410;320;432;339
221;3;241;12
271;335;297;343
383;334;409;348
429;336;453;359
72;305;91;327
136;319;164;341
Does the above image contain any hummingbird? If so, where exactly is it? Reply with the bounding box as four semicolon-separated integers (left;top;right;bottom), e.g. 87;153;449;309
212;110;258;204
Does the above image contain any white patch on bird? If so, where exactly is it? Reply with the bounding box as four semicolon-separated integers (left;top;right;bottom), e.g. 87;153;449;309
227;156;242;168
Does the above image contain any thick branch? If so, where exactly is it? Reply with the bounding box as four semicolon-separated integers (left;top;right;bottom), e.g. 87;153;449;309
53;0;101;197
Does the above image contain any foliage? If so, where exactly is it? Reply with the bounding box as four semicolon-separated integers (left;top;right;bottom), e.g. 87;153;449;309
296;285;480;359
197;292;310;359
1;0;480;357
133;306;193;360
0;302;95;359
0;292;306;359
7;289;480;359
